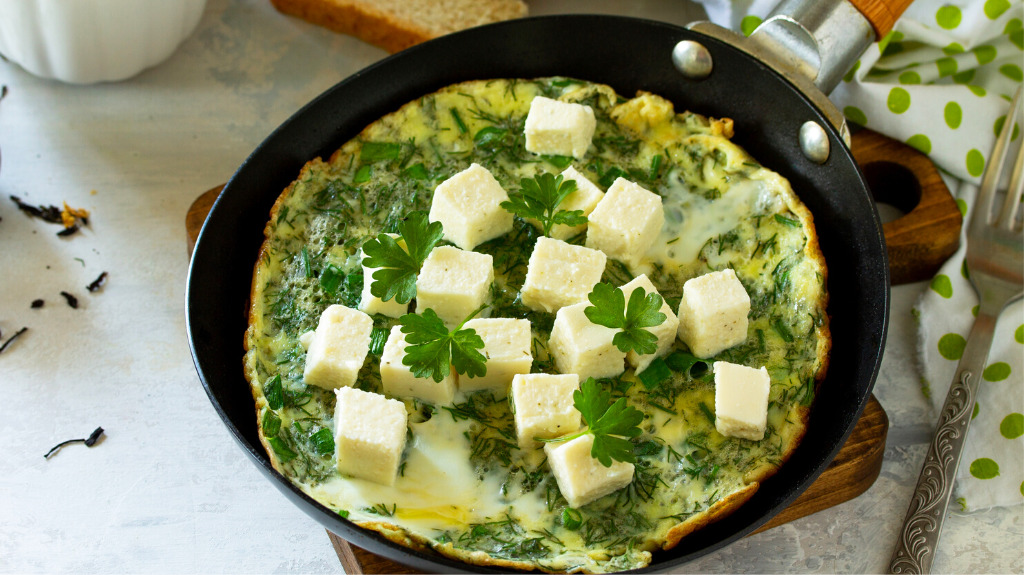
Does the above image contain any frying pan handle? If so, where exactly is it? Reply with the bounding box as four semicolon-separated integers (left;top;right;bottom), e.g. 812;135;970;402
849;129;962;285
846;0;915;38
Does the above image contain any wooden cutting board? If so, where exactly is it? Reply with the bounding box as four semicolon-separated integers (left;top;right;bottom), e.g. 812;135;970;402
185;128;955;573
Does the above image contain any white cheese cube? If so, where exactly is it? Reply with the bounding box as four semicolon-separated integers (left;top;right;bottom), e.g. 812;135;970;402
526;166;605;240
511;373;581;448
548;302;626;380
619;274;680;373
428;163;514;250
358;233;409;318
713;361;770;440
524;96;597;159
459;318;533;392
299;330;315;350
544;434;634;508
333;386;408;486
521;237;606;314
677;269;751;358
379;326;456;405
416;246;494;325
303;304;373;389
585;178;665;268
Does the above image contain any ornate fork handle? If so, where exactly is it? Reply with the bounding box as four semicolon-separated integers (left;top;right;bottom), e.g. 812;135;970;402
888;312;997;574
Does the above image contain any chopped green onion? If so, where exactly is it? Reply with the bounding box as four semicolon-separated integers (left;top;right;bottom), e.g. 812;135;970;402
774;214;801;227
772;318;794;342
698;402;716;424
403;163;429;180
309;428;335;456
649;154;663;180
300;247;312;278
637;358;672;390
450;108;468;134
360;142;401;161
268;437;297;461
319;264;344;294
633;440;662;457
369;327;388;356
598;166;629;188
261;409;282;438
665;351;708;377
353;165;372;183
707;464;720;481
543;155;573;169
474;126;507;150
561;508;583;530
264;374;284;410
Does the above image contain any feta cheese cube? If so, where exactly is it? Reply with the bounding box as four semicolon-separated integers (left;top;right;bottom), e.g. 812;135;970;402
428;163;514;250
619;274;679;373
524;96;596;159
511;373;581;448
677;269;750;358
526;166;604;240
544;434;634;508
299;330;315;350
333;386;408;486
358;233;409;318
416;246;494;325
713;361;770;440
521;237;606;314
303;304;373;389
379;326;456;405
459;318;533;392
548;302;626;380
585;178;665;268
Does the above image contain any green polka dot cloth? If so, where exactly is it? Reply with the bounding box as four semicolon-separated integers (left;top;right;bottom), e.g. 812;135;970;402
695;0;1024;510
917;177;1023;511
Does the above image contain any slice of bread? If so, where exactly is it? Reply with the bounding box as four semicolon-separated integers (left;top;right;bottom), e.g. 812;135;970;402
269;0;528;53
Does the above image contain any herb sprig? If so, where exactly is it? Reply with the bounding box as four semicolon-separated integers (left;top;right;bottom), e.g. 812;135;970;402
543;378;644;467
583;283;667;356
362;211;443;304
399;307;487;382
500;173;587;237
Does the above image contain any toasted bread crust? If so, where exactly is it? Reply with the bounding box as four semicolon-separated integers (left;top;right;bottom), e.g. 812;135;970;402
269;0;527;53
270;0;431;53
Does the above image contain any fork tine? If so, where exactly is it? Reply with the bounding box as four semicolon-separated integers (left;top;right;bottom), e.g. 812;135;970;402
995;136;1023;231
976;86;1023;230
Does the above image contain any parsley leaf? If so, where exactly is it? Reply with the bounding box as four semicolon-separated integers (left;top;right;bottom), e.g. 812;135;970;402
583;282;667;356
500;173;587;237
574;378;644;467
362;211;443;304
399;307;487;383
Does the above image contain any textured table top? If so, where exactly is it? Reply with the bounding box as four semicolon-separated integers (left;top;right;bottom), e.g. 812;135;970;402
0;1;1020;573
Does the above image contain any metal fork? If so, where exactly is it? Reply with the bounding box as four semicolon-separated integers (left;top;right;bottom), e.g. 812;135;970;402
889;86;1024;574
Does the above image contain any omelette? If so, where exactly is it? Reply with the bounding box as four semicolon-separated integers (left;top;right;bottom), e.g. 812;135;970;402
243;78;830;573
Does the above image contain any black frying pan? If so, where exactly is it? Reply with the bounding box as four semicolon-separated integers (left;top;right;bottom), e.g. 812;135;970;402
187;14;890;573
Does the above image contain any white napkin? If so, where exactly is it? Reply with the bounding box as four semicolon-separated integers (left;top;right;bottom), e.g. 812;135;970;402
695;0;1024;510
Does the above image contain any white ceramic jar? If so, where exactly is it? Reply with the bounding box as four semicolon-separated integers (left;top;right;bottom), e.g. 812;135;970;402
0;0;208;84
